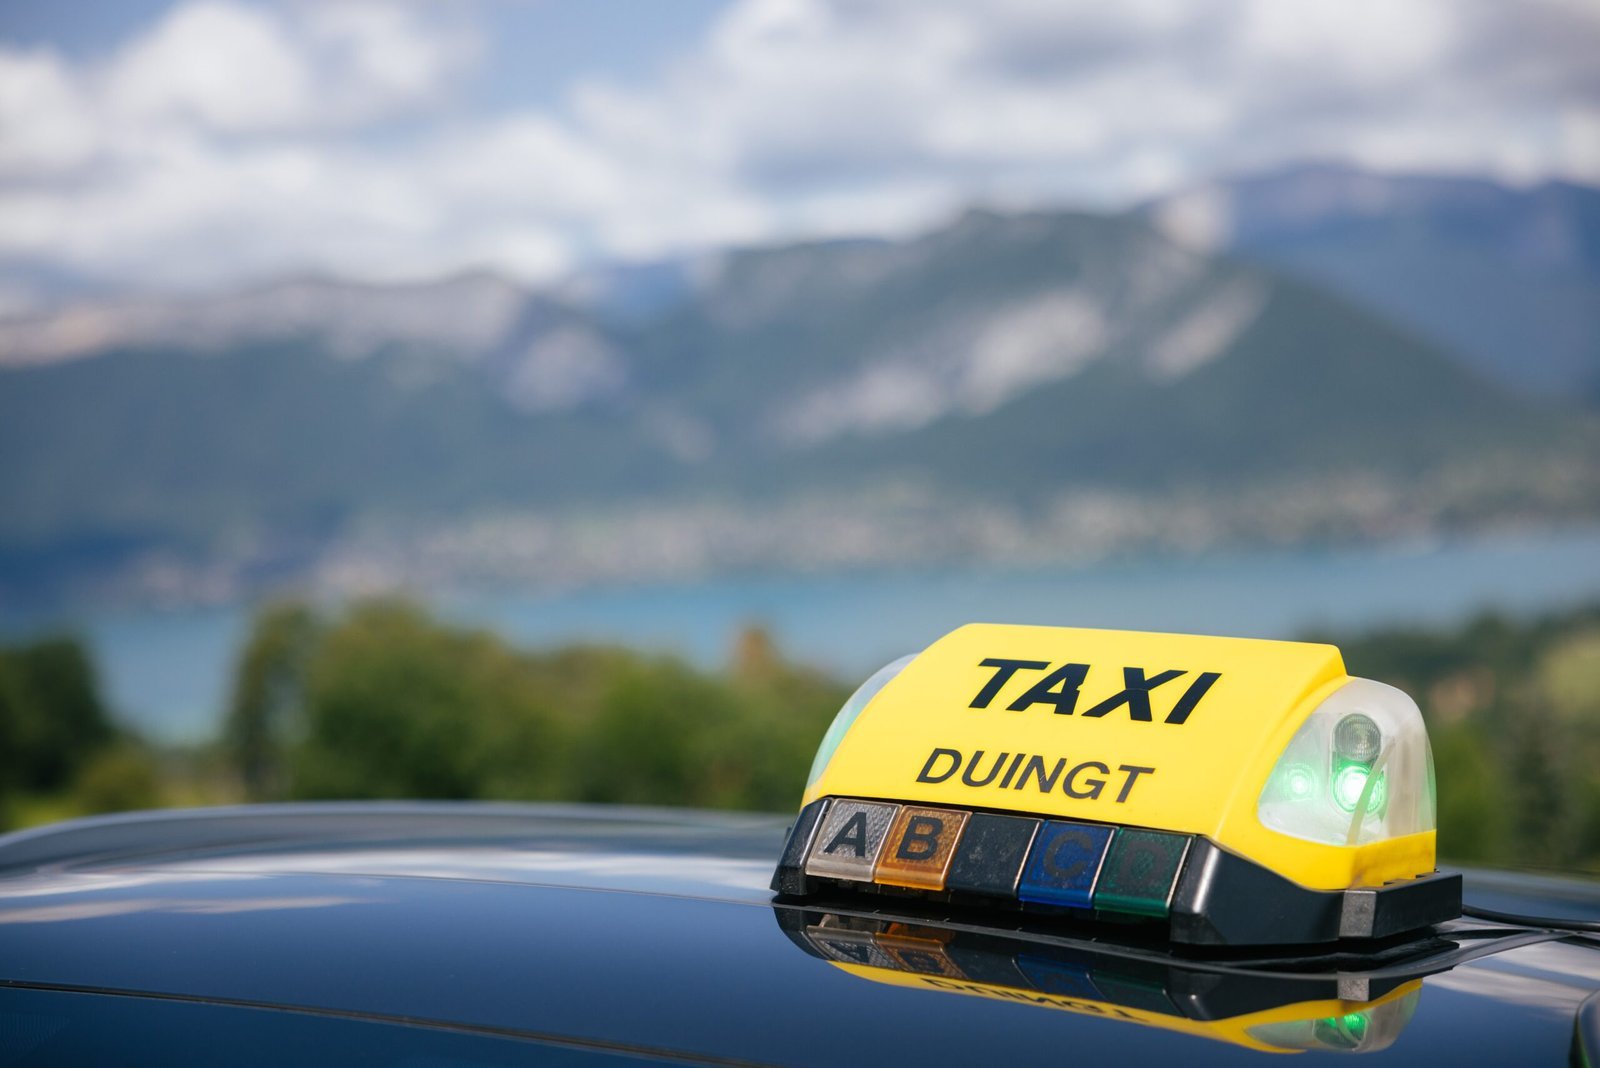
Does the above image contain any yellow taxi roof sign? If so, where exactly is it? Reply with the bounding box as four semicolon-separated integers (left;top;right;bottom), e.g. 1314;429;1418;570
801;623;1433;892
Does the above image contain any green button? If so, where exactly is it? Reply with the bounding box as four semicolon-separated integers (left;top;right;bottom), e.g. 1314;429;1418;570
1093;829;1191;918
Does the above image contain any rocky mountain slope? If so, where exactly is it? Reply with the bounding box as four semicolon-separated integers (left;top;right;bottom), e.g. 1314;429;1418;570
2;203;1594;605
1146;164;1600;401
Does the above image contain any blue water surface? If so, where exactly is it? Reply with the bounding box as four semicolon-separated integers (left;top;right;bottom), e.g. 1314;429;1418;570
17;527;1600;742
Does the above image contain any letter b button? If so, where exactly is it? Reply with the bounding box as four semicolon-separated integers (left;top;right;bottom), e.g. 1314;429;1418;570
875;806;970;889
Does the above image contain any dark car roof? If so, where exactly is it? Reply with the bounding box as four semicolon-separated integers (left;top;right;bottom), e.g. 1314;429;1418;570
1;802;1598;1065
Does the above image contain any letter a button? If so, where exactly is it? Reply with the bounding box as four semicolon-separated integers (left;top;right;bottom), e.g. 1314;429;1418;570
805;800;900;881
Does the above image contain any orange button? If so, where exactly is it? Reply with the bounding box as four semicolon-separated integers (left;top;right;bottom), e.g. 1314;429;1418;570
874;806;970;890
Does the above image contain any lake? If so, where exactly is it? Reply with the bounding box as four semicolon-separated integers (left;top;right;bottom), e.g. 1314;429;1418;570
21;526;1600;742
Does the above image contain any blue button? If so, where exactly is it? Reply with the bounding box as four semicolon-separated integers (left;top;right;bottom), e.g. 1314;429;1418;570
1017;820;1114;908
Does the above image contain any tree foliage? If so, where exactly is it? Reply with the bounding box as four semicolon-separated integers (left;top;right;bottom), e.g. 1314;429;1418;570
12;598;1600;876
224;600;851;811
0;634;162;828
216;597;1600;868
224;600;322;800
0;636;114;794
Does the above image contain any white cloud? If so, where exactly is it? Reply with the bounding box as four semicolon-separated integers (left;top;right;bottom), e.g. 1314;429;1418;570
0;50;98;176
0;0;1595;301
304;2;469;118
431;116;625;213
1235;0;1455;89
104;2;316;134
96;0;473;136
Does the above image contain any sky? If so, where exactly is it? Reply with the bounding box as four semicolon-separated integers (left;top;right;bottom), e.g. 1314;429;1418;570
1;0;1597;307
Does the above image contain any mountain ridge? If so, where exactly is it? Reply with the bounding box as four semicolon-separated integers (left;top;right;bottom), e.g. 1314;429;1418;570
1143;163;1600;399
2;194;1595;608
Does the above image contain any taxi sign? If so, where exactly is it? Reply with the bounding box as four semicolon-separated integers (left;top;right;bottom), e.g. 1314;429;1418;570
774;624;1462;946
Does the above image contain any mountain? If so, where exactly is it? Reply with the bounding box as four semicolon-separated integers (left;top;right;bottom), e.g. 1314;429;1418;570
0;273;526;365
1145;164;1600;401
0;272;638;413
2;207;1595;607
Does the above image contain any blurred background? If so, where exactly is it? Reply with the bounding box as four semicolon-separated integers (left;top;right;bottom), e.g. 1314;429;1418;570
1;0;1598;870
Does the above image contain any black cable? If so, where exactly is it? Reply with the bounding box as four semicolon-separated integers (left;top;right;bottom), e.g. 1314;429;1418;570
1462;903;1600;934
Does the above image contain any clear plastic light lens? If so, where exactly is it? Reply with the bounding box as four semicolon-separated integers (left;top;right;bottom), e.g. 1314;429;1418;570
1246;988;1420;1053
1313;1012;1370;1050
1367;771;1389;813
1334;713;1382;763
1257;678;1435;846
806;653;918;789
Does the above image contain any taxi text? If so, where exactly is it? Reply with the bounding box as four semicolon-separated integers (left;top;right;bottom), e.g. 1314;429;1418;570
969;658;1221;725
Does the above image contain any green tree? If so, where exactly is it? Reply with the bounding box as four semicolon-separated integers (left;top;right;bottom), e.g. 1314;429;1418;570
290;600;568;801
570;657;743;807
0;636;113;793
1533;630;1600;868
72;744;162;815
718;663;848;810
0;655;20;799
225;600;323;800
1429;723;1509;864
564;636;847;810
246;599;851;812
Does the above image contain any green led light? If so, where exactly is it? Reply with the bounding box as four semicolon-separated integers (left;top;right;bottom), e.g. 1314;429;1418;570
1332;764;1365;810
1332;763;1387;814
1282;762;1316;801
1312;1012;1369;1050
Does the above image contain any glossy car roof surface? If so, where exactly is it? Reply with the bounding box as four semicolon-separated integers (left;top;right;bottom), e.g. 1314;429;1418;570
1;802;1598;1065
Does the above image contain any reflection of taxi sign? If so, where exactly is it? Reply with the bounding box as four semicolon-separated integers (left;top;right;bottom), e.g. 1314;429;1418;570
775;909;1426;1054
772;624;1462;946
